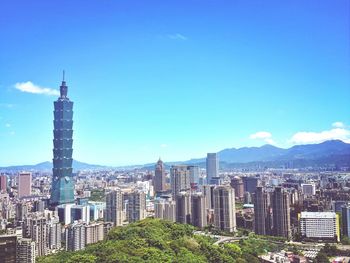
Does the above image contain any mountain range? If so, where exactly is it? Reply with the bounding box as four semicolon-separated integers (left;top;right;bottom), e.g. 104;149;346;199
1;140;350;171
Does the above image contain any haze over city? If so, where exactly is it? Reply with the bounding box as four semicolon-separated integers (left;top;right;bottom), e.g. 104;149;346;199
1;0;349;167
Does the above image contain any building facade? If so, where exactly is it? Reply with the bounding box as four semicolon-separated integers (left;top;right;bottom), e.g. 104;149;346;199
18;172;32;198
154;158;166;194
105;189;123;227
272;187;291;238
253;186;271;235
170;165;191;197
206;153;219;184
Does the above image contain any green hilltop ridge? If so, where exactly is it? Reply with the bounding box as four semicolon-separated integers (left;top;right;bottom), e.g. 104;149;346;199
38;218;278;263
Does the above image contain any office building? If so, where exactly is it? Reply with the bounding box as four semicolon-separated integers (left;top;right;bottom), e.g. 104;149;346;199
213;185;236;232
253;186;271;235
17;238;36;263
154;158;166;194
272;187;291;238
342;205;350;237
57;203;74;225
191;193;207;228
50;77;75;206
18;172;32;198
0;174;7;192
127;190;146;223
242;176;258;194
105;189;123;226
66;222;85;251
71;205;90;224
299;212;340;242
206;153;219;184
176;192;191;224
202;184;215;210
188;165;200;190
170;165;191;197
0;235;17;263
230;176;244;200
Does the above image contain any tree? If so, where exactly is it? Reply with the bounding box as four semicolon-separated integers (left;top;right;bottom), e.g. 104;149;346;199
314;252;330;263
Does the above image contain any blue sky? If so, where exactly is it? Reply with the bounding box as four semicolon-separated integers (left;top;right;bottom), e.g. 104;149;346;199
0;0;349;166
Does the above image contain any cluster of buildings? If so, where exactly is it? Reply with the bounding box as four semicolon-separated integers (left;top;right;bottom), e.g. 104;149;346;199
1;77;350;263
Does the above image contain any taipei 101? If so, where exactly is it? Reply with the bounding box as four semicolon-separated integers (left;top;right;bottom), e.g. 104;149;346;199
0;1;349;262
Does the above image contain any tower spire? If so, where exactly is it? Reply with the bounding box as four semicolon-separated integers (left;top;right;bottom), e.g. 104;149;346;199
60;71;68;98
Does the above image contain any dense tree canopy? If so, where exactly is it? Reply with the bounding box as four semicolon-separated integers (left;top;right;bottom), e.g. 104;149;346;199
38;219;278;263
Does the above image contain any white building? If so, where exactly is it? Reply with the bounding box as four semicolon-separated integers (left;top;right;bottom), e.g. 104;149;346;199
206;153;219;184
301;183;316;196
154;198;176;222
299;212;340;242
213;185;236;232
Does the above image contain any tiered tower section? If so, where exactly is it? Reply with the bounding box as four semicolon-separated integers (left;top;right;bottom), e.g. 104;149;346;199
50;77;74;206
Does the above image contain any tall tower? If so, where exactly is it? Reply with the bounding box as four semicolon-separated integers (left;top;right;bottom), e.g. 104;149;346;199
50;74;74;206
272;187;291;238
206;153;219;184
253;186;271;235
213;185;236;232
154;158;166;194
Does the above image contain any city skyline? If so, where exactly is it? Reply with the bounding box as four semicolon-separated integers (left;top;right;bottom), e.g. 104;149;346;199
1;0;349;166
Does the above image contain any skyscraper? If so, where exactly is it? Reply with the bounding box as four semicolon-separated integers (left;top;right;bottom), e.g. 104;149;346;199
170;165;191;197
17;238;36;263
253;186;271;235
191;193;207;228
272;187;291;238
50;76;75;206
105;189;123;227
154;158;166;194
342;205;350;237
230;176;244;200
213;185;236;232
18;172;32;198
206;153;219;184
242;176;259;194
127;190;146;223
175;191;191;224
0;174;7;192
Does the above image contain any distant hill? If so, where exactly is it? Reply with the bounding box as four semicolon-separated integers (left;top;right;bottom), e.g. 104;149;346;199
0;160;107;172
2;140;350;172
185;140;350;169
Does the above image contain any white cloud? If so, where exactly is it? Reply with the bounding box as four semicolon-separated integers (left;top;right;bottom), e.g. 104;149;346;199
249;131;275;145
5;123;11;128
160;144;168;148
332;122;345;128
167;33;188;41
290;125;350;144
14;81;59;96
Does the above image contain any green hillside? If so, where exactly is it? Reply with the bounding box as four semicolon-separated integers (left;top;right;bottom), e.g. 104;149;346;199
38;218;277;263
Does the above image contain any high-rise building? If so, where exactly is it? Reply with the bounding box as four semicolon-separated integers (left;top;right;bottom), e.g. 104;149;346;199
230;176;244;200
127;190;146;223
242;176;259;194
253;186;271;235
206;153;219;184
18;172;32;198
272;187;291;238
85;222;104;245
24;216;48;257
66;222;85;251
191;193;207;228
57;203;74;225
202;184;215;210
47;217;61;251
299;212;340;242
188;165;200;190
0;235;16;263
170;165;191;197
213;185;236;232
175;192;191;224
17;238;36;263
342;205;350;237
50;77;75;206
105;189;123;227
154;198;176;222
154;158;166;194
0;174;7;192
